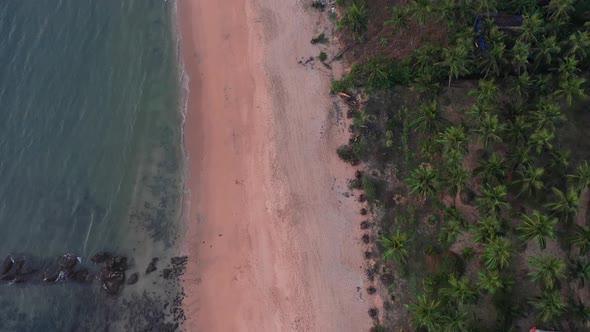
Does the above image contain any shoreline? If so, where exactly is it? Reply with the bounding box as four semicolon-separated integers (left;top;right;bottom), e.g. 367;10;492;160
178;0;374;330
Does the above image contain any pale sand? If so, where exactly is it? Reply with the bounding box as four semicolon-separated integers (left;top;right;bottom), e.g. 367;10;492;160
179;0;373;330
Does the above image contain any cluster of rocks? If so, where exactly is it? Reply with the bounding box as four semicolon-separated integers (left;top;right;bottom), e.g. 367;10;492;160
90;252;129;295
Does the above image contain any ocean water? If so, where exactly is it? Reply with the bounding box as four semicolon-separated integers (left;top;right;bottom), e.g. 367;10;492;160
0;0;186;330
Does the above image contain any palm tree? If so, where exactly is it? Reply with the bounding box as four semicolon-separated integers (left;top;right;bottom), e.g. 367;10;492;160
546;0;575;24
473;114;503;149
439;275;476;304
503;116;531;146
517;12;544;43
476;185;509;216
545;187;579;221
479;42;506;78
476;79;498;108
554;75;587;106
408;0;434;26
508;72;532;98
440;310;469;332
534;35;561;67
571;225;590;255
482;236;512;270
338;3;369;41
445;166;470;203
386;6;410;30
478;269;504;294
529;254;566;289
406;165;438;198
476;0;497;15
529;128;554;154
475;152;505;184
507;145;532;171
411;101;447;136
529;291;566;322
518;211;557;249
473;215;502;243
549;149;570;171
437;125;469;156
531;97;564;131
439;44;473;87
406;294;442;330
567;30;590;59
379;230;410;264
438;219;463;245
558;56;580;79
571;300;590;324
510;40;530;74
570;259;590;288
515;165;545;196
568;161;590;193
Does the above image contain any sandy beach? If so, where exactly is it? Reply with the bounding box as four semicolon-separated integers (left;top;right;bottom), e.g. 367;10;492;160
178;0;373;330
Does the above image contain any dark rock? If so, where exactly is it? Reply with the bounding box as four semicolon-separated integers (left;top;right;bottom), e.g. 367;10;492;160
90;252;111;264
162;268;172;279
58;254;79;270
355;170;363;179
358;194;366;202
73;268;91;283
127;272;139;285
362;234;370;244
368;308;378;318
367;286;377;294
1;256;13;275
146;258;158;274
360;208;368;215
101;269;126;295
106;256;127;272
360;221;370;229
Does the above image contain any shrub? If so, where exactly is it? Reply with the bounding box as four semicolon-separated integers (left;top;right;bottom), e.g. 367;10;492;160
337;144;358;162
319;51;328;62
361;177;377;201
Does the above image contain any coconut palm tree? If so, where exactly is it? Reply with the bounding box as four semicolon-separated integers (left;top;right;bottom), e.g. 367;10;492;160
507;145;533;171
534;35;561;67
558;56;580;79
512;0;540;15
554;74;587;106
517;12;544;43
568;161;590;193
437;125;469;157
571;300;590;324
338;3;369;41
476;0;497;15
510;40;530;74
476;79;499;108
529;291;566;322
475;152;505;184
508;72;533;98
473;114;503;149
438;219;463;245
531;97;564;131
549;149;570;171
529;128;554;154
546;0;575;24
571;225;590;255
482;236;512;270
517;211;557;249
406;165;438;198
479;42;507;78
445;165;470;202
477;185;509;216
386;6;410;30
406;294;442;331
408;0;434;26
411;101;447;136
570;259;590;288
529;254;566;289
566;30;590;59
515;165;545;196
440;310;469;332
504;116;531;147
478;269;504;294
545;187;579;221
439;44;473;87
439;275;476;304
379;230;410;264
473;215;502;243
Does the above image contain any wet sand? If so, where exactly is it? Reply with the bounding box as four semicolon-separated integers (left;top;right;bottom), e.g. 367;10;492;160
178;0;373;330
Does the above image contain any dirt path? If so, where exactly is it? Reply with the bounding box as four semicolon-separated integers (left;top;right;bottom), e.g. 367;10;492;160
178;0;373;330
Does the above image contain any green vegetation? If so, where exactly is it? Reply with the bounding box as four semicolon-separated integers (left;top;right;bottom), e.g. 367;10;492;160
332;0;590;329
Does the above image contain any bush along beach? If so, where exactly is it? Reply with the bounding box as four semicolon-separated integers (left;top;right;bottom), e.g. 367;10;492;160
333;0;590;330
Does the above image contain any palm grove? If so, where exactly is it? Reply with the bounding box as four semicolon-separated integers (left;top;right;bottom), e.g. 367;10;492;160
332;0;590;330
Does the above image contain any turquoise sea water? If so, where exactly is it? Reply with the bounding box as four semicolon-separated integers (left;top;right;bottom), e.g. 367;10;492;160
0;0;185;330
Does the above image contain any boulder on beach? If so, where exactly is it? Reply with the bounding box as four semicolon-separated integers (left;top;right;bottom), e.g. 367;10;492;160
1;255;13;275
90;252;112;264
127;272;139;285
